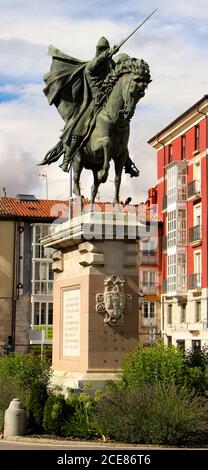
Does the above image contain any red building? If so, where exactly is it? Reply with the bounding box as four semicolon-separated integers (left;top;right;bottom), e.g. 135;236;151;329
148;95;208;350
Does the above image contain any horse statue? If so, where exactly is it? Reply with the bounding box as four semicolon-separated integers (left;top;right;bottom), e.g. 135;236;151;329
40;51;151;203
72;58;151;203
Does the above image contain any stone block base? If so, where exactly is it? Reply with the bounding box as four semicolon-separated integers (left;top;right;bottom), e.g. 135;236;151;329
51;369;120;395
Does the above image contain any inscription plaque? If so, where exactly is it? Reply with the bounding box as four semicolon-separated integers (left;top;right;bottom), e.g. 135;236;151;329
62;289;80;357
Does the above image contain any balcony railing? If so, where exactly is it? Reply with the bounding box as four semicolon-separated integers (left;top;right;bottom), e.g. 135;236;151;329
162;195;167;212
140;282;158;295
187;180;201;199
188;273;202;290
162;236;167;251
140;252;157;265
189;225;202;245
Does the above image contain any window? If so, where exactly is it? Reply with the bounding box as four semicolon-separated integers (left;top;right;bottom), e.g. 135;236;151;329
168;144;173;163
194;204;201;227
195;301;201;322
195;125;200;152
167;304;172;324
177;166;186;201
32;224;54;259
180;304;186;323
177;339;185;351
194;251;201;288
181;135;186;160
167;336;172;346
33;261;53;294
167;210;176;247
192;340;201;351
167;165;177;205
177;209;186;245
177;253;186;291
33;301;53;326
167;254;176;291
143;301;155;319
142;271;156;286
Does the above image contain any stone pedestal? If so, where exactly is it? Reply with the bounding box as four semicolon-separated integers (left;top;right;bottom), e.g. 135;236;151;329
43;212;140;391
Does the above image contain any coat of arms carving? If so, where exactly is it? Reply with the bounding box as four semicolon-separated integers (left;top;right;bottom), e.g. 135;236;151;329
96;275;132;326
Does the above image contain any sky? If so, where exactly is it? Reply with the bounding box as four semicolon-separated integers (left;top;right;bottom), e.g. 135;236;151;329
0;0;208;203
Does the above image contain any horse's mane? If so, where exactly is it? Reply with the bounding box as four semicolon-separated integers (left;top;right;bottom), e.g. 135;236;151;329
97;58;151;110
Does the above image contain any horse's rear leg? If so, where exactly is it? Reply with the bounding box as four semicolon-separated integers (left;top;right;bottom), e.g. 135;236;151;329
72;153;83;197
113;153;127;205
97;137;110;183
91;170;101;203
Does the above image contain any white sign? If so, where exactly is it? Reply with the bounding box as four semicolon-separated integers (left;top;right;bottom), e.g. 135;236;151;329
63;289;80;357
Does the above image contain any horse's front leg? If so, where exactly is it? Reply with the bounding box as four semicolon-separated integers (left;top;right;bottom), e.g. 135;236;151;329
91;170;101;203
97;137;111;183
72;153;83;197
113;153;127;205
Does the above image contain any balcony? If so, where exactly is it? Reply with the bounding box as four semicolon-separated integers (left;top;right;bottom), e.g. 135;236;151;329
140;251;157;265
162;236;167;252
187;180;201;200
140;282;158;295
188;273;202;290
189;225;202;246
162;195;167;212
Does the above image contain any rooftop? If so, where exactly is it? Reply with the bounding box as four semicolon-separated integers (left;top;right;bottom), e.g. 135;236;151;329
0;197;161;223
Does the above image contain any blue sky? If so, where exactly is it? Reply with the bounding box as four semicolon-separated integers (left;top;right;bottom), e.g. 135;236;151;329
0;0;208;201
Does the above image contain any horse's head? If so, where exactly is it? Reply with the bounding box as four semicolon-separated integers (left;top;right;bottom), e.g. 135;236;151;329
120;58;152;120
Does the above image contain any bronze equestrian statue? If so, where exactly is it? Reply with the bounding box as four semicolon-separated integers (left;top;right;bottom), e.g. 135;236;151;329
39;21;153;202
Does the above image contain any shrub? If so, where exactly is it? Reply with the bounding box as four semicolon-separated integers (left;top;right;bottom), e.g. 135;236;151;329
120;343;186;389
43;394;68;435
184;348;208;396
62;392;97;438
0;374;22;431
0;352;52;432
27;380;49;432
0;352;51;396
95;384;208;445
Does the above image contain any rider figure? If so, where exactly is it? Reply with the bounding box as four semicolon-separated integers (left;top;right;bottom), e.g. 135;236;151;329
60;37;139;178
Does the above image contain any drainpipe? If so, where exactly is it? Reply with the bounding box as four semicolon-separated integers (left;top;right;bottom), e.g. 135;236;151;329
197;107;208;328
11;222;17;350
156;136;166;339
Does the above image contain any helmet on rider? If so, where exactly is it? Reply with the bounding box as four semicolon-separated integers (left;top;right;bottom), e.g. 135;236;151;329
96;36;110;56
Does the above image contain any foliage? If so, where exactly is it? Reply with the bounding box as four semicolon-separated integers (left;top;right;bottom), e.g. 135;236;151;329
183;348;208;396
43;394;68;435
120;343;186;389
94;384;208;445
27;380;49;432
0;352;52;432
0;352;51;392
62;391;97;438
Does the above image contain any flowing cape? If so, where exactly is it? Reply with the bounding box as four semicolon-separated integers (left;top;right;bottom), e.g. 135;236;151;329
40;46;92;165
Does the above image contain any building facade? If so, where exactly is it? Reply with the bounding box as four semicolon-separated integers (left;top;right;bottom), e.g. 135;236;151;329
0;195;161;353
0;195;68;353
148;95;208;350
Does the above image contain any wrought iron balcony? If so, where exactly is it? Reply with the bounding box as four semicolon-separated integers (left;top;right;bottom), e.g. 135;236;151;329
162;235;167;251
187;180;201;199
188;273;202;290
162;195;167;212
189;225;202;245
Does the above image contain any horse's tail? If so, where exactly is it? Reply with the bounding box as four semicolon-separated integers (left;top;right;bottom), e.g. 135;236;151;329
38;141;64;166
